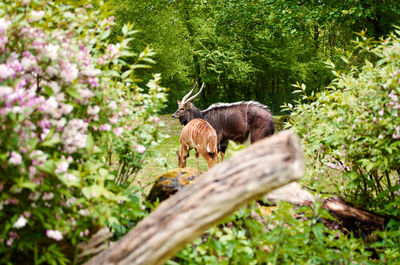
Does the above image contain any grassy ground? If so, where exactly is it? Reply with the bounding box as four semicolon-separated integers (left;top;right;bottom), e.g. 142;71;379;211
135;114;286;194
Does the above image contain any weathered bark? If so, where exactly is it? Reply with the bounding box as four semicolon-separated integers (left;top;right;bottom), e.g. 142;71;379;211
322;196;387;236
84;130;305;265
261;183;391;236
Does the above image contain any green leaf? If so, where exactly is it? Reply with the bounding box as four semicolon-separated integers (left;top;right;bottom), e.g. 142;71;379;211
43;85;54;96
57;172;80;187
100;29;111;40
36;160;56;175
311;223;324;241
40;136;61;147
67;88;82;99
120;50;136;57
122;24;128;35
131;64;152;69
86;133;94;152
18;179;37;190
104;70;120;77
127;30;139;36
121;70;132;79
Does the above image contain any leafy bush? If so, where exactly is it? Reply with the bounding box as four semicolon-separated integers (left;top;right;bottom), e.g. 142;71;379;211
170;202;371;264
287;30;400;216
284;28;400;262
0;1;167;264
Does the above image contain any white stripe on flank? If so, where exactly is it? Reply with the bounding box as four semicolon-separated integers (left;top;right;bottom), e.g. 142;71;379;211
202;101;270;113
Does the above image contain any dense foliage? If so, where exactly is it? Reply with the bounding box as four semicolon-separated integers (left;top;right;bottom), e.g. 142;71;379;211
2;0;400;264
0;1;166;263
170;202;373;265
288;30;400;216
286;29;400;262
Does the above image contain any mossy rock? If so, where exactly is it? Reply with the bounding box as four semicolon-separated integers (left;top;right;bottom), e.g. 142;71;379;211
146;167;202;203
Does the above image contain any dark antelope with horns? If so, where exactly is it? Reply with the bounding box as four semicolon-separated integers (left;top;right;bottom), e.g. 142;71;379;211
177;118;219;169
172;82;274;161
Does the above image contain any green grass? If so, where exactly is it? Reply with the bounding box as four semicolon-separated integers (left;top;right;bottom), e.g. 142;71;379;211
135;114;284;193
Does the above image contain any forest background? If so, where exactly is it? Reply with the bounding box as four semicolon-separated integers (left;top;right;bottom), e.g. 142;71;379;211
113;0;400;114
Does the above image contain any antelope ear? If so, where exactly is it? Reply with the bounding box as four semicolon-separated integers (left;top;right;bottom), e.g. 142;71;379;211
177;100;181;105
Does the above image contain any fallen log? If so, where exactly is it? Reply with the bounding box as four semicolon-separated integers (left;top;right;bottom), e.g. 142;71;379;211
84;130;305;265
260;182;391;237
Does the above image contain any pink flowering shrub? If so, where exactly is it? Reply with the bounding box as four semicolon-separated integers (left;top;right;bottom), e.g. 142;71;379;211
287;30;400;217
0;1;167;264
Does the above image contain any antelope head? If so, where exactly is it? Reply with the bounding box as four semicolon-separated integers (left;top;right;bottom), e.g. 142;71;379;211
172;82;204;125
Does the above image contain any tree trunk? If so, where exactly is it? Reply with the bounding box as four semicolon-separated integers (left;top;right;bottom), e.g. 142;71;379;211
84;130;305;265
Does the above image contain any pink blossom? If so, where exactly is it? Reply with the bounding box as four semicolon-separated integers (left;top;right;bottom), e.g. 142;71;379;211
0;86;13;99
45;44;59;61
13;215;28;229
60;61;78;83
64;173;78;182
81;65;100;77
46;65;59;76
107;44;120;57
28;166;37;179
5;198;19;205
55;161;69;174
23;211;31;218
8;58;23;73
52;118;66;130
46;230;63;241
113;127;123;136
30;10;45;21
41;96;58;115
109;101;117;110
62;119;88;153
389;90;398;102
393;126;400;139
80;229;90;237
42;192;54;200
99;124;111;131
0;17;11;34
327;162;341;170
6;238;13;246
40;128;50;141
9;151;22;165
151;116;160;124
0;35;7;51
30;150;47;165
66;197;77;207
136;145;146;154
109;116;118;124
0;64;15;79
87;76;99;88
79;209;90;216
378;109;384;116
21;54;37;71
48;81;60;94
59;103;73;115
87;105;100;115
78;88;94;101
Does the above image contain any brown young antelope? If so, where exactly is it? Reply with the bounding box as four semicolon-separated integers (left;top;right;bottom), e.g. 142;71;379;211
172;82;274;161
177;118;219;170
